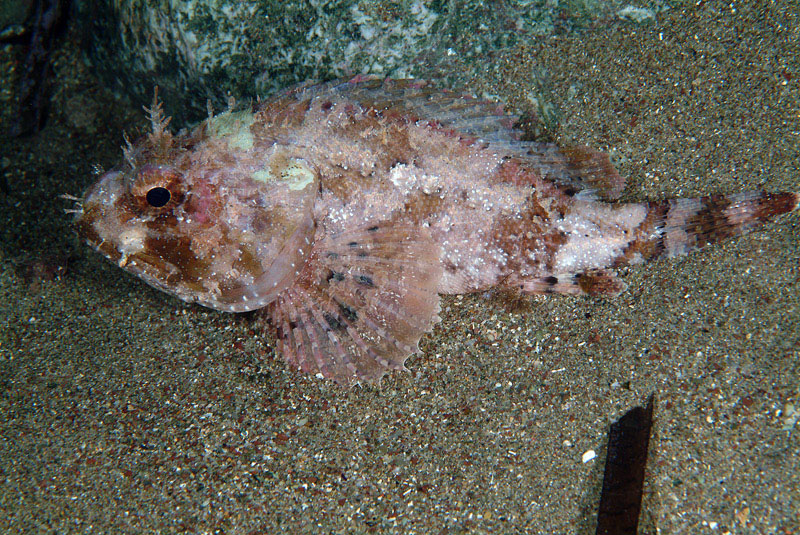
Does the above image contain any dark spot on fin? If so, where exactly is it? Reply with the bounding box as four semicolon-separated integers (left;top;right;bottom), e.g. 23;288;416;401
338;302;358;322
325;270;345;283
354;274;375;288
512;271;625;296
562;187;578;197
323;312;346;332
541;275;559;294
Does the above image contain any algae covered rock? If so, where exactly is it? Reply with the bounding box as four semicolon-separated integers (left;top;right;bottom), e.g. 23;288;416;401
75;0;665;126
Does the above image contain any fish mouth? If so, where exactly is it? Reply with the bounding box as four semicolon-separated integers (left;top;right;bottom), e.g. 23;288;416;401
75;201;231;308
80;231;198;303
75;204;111;258
114;252;193;300
74;173;118;248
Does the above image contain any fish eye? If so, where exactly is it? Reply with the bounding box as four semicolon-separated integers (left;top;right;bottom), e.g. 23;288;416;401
128;164;185;212
145;186;171;207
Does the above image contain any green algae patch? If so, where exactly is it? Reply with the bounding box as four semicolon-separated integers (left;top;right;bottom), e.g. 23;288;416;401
207;110;255;151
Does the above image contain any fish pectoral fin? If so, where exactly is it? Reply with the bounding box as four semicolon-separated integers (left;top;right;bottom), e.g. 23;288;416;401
265;222;443;386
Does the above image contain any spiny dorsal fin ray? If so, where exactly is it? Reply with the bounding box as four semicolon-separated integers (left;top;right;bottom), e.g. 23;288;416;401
284;75;521;143
266;222;443;385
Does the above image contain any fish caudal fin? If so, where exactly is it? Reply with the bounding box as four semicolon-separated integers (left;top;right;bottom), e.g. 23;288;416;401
615;190;798;267
507;191;796;299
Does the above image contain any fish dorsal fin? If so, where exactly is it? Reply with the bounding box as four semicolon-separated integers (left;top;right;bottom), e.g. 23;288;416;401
285;75;523;145
511;144;626;202
550;144;626;201
286;77;626;201
266;221;443;385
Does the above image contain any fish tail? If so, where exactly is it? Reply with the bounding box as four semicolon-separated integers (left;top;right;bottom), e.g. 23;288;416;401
615;191;798;266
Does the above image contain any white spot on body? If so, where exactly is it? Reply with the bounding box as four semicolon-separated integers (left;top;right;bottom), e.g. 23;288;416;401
659;198;702;257
389;163;417;193
117;227;148;257
554;203;646;273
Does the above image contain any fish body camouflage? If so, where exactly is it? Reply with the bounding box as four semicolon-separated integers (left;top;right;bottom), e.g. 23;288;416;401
75;76;798;385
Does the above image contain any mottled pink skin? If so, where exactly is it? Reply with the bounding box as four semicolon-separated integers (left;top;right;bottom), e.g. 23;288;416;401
77;77;798;385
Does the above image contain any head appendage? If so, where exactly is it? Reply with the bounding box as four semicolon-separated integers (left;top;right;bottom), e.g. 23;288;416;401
121;132;136;168
206;99;214;121
143;87;173;159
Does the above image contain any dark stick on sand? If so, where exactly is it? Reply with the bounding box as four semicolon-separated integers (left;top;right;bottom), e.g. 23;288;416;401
595;393;655;535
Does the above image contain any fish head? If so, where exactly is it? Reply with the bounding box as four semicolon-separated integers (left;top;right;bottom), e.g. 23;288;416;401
77;107;318;312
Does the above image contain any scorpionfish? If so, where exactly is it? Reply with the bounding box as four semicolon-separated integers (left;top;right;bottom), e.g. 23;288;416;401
75;76;798;385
